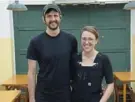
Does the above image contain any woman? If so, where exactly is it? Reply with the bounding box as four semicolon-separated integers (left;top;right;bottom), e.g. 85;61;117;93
71;26;114;102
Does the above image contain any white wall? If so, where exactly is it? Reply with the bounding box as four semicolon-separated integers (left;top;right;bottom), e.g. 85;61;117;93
5;0;54;5
0;1;13;38
131;10;135;36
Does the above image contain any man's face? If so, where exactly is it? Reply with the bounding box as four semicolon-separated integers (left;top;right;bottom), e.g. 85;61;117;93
44;10;61;30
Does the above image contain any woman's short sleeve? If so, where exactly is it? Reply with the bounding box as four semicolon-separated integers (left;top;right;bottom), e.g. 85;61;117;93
103;55;114;84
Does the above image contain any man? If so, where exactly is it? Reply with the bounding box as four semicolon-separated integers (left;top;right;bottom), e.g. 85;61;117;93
27;3;78;102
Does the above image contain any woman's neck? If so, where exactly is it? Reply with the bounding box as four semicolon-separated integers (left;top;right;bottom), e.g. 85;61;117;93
82;49;98;58
81;49;98;66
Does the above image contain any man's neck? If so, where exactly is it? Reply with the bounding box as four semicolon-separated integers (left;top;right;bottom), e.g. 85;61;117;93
46;28;60;37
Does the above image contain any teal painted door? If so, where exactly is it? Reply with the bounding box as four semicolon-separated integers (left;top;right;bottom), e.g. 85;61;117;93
13;4;130;74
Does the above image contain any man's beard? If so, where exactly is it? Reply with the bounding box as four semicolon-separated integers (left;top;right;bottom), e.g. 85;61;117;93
48;21;59;30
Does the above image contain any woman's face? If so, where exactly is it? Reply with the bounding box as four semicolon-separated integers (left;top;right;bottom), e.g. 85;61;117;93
81;31;98;53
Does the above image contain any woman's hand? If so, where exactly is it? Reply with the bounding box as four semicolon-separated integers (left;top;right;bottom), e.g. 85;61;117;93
100;83;114;102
